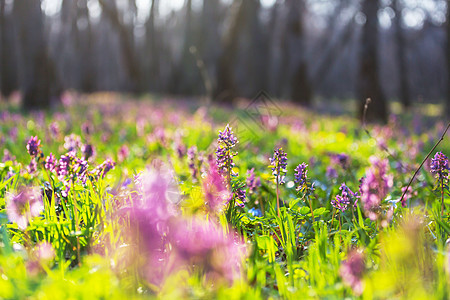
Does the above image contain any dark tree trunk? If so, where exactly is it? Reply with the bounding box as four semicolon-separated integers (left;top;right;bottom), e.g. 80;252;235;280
0;0;18;98
286;0;312;106
145;0;160;92
357;0;388;123
77;0;95;92
214;0;246;103
13;0;60;109
98;0;142;92
393;0;411;110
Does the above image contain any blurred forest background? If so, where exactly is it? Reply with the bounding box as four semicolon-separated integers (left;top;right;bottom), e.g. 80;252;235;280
0;0;449;122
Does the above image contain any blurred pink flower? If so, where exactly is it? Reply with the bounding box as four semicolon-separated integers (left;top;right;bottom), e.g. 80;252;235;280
6;186;43;230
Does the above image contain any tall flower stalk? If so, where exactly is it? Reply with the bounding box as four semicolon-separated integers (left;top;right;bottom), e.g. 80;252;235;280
216;124;242;222
430;152;449;216
295;162;315;222
270;148;287;216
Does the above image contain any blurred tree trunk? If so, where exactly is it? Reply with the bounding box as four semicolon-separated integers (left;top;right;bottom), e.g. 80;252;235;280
77;0;95;92
13;0;60;109
357;0;388;123
199;0;219;97
0;0;18;98
172;0;199;95
145;0;160;91
98;0;142;92
214;0;246;103
286;0;312;106
393;0;411;110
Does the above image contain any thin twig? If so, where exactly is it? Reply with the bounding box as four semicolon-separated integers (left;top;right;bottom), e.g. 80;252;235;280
400;122;450;208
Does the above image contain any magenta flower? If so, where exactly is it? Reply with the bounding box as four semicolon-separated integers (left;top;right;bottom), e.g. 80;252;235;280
340;249;365;295
36;242;55;261
203;163;231;213
172;218;246;283
360;156;393;220
6;186;43;230
118;145;129;162
26;136;41;157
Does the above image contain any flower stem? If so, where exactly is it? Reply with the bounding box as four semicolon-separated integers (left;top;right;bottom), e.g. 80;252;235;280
308;197;315;224
441;178;445;217
72;180;81;266
276;176;280;217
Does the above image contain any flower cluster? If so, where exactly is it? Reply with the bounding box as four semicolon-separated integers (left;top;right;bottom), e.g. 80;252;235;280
294;162;315;196
233;186;247;208
216;124;238;175
203;162;231;212
91;159;116;179
359;156;393;220
6;186;43;230
269;148;287;184
125;167;246;285
332;183;358;212
26;136;41;157
430;151;449;182
339;249;365;295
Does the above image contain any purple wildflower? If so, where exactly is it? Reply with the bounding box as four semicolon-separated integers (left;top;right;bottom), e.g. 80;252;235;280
269;148;287;184
27;158;37;174
44;153;56;172
56;152;74;180
216;124;238;175
360;156;393;220
234;187;246;208
332;153;350;170
339;249;365;295
294;163;308;190
92;159;116;179
187;146;198;180
332;183;357;212
49;122;60;137
63;134;82;152
326;166;338;179
246;168;261;194
73;157;89;184
6;186;43;230
2;149;15;162
430;152;449;182
81;144;95;160
26;136;41;157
